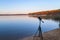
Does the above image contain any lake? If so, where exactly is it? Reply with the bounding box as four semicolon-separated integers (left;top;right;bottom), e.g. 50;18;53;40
0;15;59;40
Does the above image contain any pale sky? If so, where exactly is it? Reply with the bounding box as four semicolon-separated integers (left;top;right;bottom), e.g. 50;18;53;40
0;0;60;14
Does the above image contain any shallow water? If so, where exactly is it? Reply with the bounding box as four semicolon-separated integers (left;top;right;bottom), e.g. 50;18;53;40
0;16;59;40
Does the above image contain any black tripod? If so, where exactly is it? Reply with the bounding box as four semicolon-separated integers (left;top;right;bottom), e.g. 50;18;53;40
33;17;43;40
59;21;60;28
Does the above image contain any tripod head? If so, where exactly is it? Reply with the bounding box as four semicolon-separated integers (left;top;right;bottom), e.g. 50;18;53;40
38;17;44;23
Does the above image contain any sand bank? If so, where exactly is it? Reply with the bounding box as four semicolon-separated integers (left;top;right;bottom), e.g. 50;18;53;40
22;28;60;40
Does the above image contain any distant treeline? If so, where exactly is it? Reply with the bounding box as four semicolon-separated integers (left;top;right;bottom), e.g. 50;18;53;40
29;9;60;16
0;14;27;16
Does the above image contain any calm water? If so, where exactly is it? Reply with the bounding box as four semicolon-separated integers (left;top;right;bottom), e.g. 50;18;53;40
0;16;59;40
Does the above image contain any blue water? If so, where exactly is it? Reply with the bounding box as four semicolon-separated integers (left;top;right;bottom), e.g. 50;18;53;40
0;16;59;40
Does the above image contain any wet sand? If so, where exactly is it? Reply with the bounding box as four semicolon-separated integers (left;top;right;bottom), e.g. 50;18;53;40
22;28;60;40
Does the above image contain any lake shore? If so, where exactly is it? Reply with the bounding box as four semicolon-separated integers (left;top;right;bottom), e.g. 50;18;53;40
22;28;60;40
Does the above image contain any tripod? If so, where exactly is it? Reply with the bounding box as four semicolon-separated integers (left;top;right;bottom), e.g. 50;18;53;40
33;17;43;40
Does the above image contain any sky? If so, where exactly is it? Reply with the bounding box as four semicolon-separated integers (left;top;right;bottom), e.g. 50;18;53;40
0;0;60;14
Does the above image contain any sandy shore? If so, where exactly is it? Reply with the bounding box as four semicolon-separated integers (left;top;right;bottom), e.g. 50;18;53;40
22;28;60;40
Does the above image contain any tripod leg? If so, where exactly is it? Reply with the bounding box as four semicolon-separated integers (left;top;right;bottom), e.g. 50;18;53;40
33;29;38;40
38;25;43;40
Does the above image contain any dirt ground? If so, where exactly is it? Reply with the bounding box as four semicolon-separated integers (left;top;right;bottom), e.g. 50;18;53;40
22;28;60;40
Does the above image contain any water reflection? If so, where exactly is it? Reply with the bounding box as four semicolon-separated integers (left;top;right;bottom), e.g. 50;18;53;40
51;18;60;28
0;16;60;40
